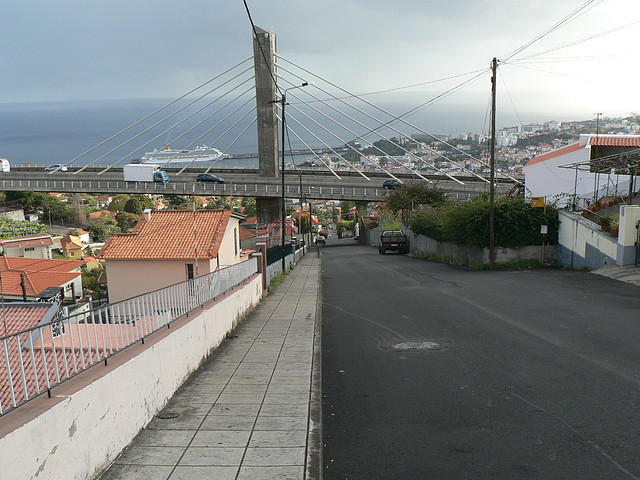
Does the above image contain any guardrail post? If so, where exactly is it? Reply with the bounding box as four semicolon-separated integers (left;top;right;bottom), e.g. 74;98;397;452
255;242;268;295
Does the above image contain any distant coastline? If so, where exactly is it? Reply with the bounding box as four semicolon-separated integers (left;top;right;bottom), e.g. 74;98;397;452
0;97;619;167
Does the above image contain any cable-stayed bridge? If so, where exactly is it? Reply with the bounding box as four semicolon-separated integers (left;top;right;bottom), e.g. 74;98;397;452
6;27;518;209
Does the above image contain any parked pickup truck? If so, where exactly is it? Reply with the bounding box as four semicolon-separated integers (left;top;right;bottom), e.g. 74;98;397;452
379;230;408;254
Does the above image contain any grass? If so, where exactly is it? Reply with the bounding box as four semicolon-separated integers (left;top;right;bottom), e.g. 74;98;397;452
267;263;295;292
471;258;559;270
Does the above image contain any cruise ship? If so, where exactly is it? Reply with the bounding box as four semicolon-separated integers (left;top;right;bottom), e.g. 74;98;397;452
138;145;226;164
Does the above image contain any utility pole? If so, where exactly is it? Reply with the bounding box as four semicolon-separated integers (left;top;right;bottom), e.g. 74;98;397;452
489;57;498;269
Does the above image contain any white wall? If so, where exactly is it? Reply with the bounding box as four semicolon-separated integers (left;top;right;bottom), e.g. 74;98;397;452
0;274;263;480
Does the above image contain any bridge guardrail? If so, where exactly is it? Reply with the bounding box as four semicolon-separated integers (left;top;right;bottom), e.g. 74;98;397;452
0;258;258;416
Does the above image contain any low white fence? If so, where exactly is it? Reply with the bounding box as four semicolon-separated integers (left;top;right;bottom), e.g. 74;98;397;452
0;258;258;416
266;246;306;287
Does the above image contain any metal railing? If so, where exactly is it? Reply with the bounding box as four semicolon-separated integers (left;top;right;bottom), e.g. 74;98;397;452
266;246;305;287
0;258;258;416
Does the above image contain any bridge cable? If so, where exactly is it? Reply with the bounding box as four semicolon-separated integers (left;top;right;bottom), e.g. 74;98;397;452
277;114;352;180
279;71;467;183
283;81;439;183
88;69;255;174
132;89;256;172
67;56;252;171
278;56;517;182
201;116;258;175
174;101;258;174
279;68;475;184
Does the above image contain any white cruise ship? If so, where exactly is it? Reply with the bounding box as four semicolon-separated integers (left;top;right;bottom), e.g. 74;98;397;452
139;145;226;164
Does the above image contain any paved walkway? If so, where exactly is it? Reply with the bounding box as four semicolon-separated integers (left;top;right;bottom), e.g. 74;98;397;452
592;264;640;287
100;254;322;480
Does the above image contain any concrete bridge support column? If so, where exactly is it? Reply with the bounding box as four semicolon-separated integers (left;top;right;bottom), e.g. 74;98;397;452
253;26;285;237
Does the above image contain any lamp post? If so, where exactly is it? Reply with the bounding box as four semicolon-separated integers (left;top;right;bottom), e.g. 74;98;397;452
278;82;308;271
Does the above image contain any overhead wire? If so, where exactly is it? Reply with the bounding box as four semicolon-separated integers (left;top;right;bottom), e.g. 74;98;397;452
502;0;605;61
241;0;280;96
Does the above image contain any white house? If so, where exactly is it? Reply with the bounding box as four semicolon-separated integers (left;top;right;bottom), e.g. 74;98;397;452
523;134;640;207
0;235;54;259
98;209;246;302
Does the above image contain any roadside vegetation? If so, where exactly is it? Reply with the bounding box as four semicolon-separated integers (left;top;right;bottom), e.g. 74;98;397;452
384;183;559;248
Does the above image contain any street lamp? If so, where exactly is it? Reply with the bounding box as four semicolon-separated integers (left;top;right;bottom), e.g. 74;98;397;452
278;82;308;271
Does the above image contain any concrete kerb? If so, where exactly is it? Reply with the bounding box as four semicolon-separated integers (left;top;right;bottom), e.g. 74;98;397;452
306;255;323;480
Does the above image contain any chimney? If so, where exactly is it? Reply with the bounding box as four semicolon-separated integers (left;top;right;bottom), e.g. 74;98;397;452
143;209;152;222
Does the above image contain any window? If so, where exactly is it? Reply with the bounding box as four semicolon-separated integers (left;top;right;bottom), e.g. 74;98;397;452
24;247;35;252
234;228;238;256
186;263;194;280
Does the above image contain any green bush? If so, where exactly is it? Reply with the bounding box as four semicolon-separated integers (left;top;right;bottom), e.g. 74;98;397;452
410;195;558;248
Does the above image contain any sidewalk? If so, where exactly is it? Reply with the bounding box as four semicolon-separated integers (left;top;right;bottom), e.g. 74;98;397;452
99;254;322;480
591;264;640;287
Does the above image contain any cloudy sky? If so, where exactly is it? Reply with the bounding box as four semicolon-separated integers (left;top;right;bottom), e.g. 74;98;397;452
2;0;638;122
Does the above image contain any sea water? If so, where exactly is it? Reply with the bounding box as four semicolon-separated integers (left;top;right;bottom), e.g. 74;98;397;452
0;96;531;168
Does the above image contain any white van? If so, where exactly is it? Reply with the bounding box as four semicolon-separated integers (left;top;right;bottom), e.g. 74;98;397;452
0;159;10;172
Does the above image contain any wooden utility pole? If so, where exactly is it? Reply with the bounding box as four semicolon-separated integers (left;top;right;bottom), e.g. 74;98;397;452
489;57;497;269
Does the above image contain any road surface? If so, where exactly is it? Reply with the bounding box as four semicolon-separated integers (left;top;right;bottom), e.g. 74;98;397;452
322;237;640;479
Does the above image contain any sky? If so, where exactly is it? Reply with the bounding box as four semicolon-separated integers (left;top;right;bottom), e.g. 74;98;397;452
2;0;639;125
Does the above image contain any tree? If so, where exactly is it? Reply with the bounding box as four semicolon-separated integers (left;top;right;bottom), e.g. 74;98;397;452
387;182;447;222
243;199;257;216
169;196;189;208
116;212;140;232
123;197;143;214
88;216;120;242
130;194;154;210
108;194;131;212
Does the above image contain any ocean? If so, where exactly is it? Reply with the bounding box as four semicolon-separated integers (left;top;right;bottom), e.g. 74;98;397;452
0;96;545;168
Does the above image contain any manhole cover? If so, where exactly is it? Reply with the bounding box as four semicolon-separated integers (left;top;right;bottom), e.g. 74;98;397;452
391;341;443;351
156;412;180;419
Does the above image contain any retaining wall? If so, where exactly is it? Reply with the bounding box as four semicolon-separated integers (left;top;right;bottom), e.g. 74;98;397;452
0;274;263;480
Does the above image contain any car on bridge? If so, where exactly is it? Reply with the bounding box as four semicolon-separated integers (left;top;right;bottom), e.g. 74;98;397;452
45;164;68;172
383;179;403;190
196;173;225;183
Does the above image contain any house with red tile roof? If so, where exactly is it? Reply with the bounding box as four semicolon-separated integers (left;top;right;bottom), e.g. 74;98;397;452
523;134;640;207
98;209;246;302
0;256;86;302
0;235;53;259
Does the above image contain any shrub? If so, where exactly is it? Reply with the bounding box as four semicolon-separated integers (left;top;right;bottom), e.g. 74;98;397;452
410;195;558;248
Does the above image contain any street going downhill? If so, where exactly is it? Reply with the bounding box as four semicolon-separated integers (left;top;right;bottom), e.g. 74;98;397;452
322;237;640;479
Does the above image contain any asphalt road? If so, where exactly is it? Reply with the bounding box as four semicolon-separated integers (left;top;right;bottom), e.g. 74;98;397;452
321;237;640;480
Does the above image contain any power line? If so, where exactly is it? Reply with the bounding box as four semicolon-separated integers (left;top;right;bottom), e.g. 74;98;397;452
502;0;606;61
241;0;280;95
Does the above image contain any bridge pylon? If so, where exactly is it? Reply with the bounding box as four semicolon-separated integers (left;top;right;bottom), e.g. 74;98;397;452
252;26;283;225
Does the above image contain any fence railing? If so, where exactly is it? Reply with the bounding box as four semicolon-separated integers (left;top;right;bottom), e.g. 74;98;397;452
266;246;305;286
0;258;258;416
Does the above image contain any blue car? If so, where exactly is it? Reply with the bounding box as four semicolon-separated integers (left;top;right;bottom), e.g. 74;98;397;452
383;179;403;190
196;173;225;183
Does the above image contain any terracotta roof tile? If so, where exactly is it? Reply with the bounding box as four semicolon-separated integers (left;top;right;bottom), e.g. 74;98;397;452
0;303;56;337
99;209;236;260
588;135;640;148
524;143;584;167
0;257;85;298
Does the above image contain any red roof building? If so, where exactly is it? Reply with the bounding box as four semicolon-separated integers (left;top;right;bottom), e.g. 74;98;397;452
98;209;246;302
0;256;85;302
